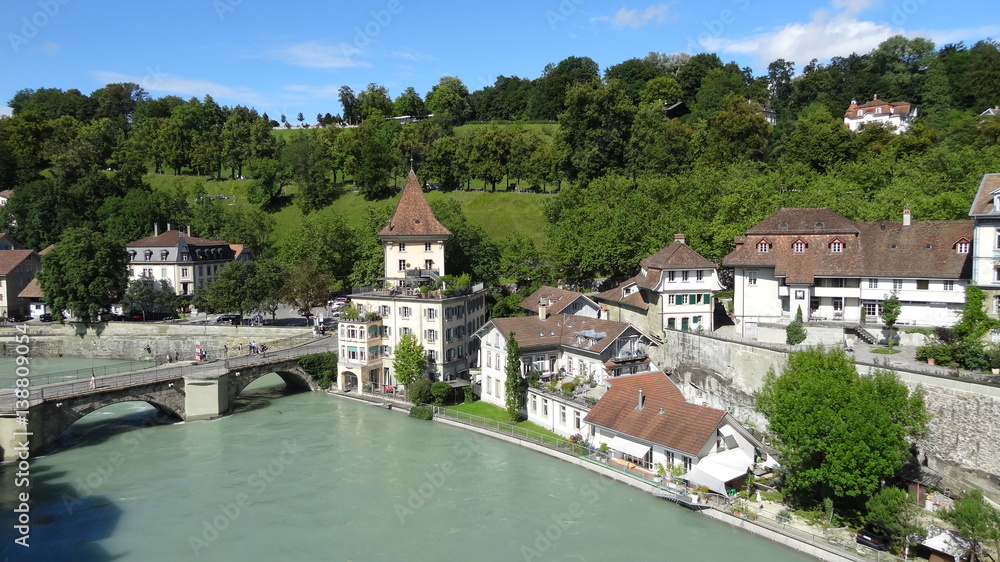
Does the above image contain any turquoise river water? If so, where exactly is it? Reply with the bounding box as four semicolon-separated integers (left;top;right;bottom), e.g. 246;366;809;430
0;361;812;561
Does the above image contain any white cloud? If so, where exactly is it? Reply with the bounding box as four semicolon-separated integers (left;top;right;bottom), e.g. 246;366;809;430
391;51;431;62
0;106;12;118
719;13;896;65
269;40;369;69
281;84;345;98
601;4;674;30
90;70;270;107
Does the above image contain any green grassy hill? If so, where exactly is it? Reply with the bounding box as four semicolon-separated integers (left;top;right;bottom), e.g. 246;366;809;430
143;173;551;249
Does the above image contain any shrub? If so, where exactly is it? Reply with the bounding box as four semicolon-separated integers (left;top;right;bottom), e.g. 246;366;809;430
298;352;338;389
463;386;476;404
407;378;433;404
786;322;807;345
408;405;433;420
795;305;803;323
777;509;792;523
561;381;576;394
430;381;451;405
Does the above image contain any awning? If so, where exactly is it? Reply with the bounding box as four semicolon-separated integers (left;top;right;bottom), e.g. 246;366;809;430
609;435;651;459
683;448;754;495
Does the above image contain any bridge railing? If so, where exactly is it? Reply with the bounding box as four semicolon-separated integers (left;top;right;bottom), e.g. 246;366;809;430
10;360;160;388
0;335;336;411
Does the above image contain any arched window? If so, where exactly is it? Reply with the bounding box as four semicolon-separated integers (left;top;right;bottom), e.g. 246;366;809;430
757;241;769;253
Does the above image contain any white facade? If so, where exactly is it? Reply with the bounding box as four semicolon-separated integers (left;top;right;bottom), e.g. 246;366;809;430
844;96;918;134
525;389;593;439
126;229;254;296
382;239;447;282
651;267;722;332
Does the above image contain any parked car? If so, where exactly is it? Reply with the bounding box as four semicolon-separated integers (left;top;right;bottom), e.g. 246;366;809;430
855;528;890;551
215;314;242;325
39;313;54;322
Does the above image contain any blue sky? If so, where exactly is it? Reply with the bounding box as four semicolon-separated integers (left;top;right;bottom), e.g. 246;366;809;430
2;0;997;120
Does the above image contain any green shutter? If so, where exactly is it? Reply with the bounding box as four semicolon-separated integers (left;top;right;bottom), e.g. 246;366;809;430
704;293;711;304
675;294;683;305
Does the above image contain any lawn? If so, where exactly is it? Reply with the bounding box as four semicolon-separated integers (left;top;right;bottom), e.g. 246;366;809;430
443;401;565;441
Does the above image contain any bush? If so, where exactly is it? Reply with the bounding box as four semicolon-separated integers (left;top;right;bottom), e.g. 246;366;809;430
407;378;433;404
408;405;433;420
560;381;576;394
463;386;476;404
431;381;451;405
777;509;792;523
298;352;338;389
786;322;807;345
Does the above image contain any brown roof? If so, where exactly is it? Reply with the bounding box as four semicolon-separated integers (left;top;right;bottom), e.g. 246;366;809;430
0;250;38;275
377;171;452;238
640;241;717;271
518;286;593;315
126;230;230;248
39;244;55;256
592;276;651;310
724;208;972;283
968;173;1000;217
584;371;726;456
486;315;635;353
845;96;916;118
0;190;12;199
18;277;43;299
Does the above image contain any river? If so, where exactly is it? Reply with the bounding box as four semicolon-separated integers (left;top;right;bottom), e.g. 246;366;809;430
0;367;812;561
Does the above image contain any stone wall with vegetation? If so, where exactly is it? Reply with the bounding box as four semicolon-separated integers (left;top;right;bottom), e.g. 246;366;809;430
654;330;1000;502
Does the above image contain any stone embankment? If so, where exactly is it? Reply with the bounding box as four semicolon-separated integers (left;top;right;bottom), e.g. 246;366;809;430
655;329;1000;503
0;322;312;362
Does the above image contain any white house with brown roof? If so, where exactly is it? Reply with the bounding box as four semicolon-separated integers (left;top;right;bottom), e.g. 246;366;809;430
594;234;723;339
724;208;972;334
0;190;12;207
584;370;767;493
844;95;918;133
125;225;254;296
967;173;1000;319
342;171;489;389
0;250;41;318
473;314;656;407
517;286;601;318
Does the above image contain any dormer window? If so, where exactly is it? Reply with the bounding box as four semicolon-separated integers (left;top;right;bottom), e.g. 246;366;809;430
143;250;152;261
793;240;806;253
831;240;843;253
757;240;769;253
957;240;970;254
857;110;863;117
875;107;882;114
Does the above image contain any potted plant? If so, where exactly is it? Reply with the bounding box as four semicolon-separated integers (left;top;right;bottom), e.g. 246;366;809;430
419;285;429;298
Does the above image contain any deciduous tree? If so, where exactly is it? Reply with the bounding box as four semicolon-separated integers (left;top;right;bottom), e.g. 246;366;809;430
394;333;427;393
38;227;129;324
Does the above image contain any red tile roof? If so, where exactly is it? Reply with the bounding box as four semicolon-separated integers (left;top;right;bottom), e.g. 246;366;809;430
724;208;972;283
0;250;38;275
968;173;1000;217
845;96;916;118
126;230;230;248
18;277;43;299
584;371;725;456
640;241;716;271
593;276;651;310
486;315;635;353
518;286;593;315
39;244;55;256
377;171;452;238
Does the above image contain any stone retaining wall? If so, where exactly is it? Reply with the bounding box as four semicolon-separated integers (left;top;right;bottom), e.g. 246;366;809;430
653;330;1000;502
0;323;312;361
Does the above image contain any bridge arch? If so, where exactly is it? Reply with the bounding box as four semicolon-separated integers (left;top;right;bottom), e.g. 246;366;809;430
227;364;318;406
36;387;185;457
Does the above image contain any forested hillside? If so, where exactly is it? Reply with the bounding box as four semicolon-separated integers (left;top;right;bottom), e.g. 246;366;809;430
2;36;999;301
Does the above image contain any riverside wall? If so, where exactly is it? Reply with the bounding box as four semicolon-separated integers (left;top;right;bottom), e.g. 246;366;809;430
653;330;1000;502
0;322;313;361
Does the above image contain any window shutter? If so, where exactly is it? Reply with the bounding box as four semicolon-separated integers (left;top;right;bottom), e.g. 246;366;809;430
675;294;683;305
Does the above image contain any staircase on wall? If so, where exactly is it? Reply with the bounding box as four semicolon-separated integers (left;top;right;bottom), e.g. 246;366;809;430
854;326;879;345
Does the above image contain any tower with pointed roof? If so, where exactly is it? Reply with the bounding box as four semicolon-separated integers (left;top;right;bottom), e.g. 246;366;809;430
338;171;487;392
377;170;451;282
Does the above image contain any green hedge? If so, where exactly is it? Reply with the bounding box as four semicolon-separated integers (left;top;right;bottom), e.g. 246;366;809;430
409;405;433;420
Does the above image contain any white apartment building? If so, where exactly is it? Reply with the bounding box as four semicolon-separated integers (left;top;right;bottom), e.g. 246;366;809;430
125;225;254;296
968;173;1000;318
595;234;724;339
342;171;488;388
724;208;972;334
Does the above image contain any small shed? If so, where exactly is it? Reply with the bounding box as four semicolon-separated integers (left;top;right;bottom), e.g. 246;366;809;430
921;530;970;562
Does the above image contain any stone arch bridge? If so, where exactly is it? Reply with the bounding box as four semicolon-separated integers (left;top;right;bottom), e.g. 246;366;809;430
0;356;321;462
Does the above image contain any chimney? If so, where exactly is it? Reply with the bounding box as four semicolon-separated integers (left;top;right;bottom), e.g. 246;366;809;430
167;222;172;232
538;299;548;321
903;206;911;227
673;233;687;245
186;225;191;237
636;388;644;411
873;93;878;100
154;223;159;236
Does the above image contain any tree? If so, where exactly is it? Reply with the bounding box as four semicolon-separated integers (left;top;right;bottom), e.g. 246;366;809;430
393;86;426;117
639;75;683;104
756;347;929;510
881;290;902;350
504;331;526;422
700;93;772;163
37;228;129;324
121;278;178;320
945;489;1000;561
785;321;807;345
201;259;281;316
357;83;393;120
296;112;305;126
425;76;470;125
338;86;359;126
393;333;427;395
279;260;334;315
246;156;291;208
557;80;636;182
865;487;926;558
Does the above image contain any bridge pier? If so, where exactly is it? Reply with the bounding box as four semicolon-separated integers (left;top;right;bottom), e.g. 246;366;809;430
0;411;41;462
184;373;232;421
